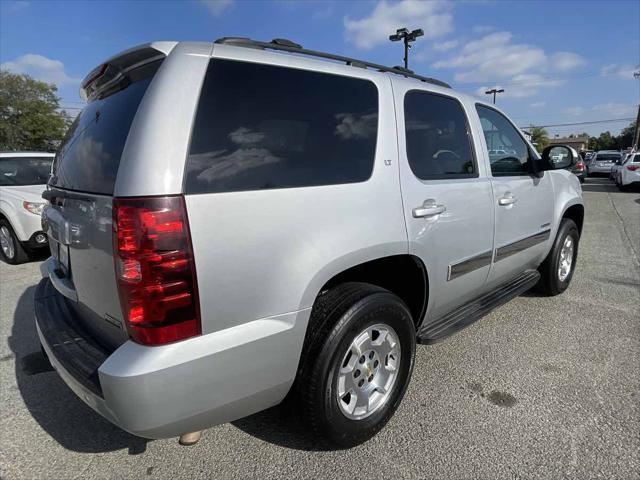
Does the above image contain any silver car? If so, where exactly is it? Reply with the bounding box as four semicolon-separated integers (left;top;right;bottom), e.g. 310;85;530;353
589;150;622;175
36;38;584;447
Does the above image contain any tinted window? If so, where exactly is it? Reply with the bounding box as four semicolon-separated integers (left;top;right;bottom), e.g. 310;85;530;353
476;105;530;176
0;157;52;186
595;153;621;161
404;91;475;179
185;60;378;194
51;61;160;194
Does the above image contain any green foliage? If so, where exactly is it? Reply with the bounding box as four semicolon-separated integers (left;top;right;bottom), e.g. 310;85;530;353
0;70;71;152
529;126;549;152
580;122;637;151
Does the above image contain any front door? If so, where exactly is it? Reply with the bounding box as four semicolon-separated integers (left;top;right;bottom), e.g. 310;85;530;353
475;104;555;288
394;85;495;322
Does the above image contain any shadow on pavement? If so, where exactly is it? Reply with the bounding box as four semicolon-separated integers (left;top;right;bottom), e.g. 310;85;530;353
231;396;333;452
581;177;640;194
8;285;149;454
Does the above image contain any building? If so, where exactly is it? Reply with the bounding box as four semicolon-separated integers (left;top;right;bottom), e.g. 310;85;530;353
548;136;589;152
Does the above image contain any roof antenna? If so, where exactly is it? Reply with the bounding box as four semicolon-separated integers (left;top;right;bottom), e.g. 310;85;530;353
389;28;424;70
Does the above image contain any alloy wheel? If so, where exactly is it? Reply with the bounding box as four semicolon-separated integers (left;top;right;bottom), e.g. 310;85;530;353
336;323;401;420
0;226;15;260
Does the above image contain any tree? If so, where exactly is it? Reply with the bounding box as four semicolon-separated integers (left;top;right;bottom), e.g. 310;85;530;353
529;126;549;152
0;70;71;152
617;122;636;150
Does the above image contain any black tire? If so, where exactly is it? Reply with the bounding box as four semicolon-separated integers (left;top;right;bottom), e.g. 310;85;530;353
579;176;585;184
295;282;416;448
0;219;29;264
537;218;579;296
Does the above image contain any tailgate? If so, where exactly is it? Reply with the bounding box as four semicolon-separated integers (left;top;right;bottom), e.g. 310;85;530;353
42;45;167;350
43;190;127;350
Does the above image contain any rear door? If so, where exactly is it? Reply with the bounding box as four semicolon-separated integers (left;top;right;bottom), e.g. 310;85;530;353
394;84;495;321
474;104;554;288
43;55;163;350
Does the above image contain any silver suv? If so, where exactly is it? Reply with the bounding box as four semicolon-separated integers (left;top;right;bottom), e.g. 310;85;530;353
36;38;584;447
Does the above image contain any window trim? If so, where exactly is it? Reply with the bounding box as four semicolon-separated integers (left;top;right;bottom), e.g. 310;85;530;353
475;102;537;178
403;89;479;181
183;58;381;195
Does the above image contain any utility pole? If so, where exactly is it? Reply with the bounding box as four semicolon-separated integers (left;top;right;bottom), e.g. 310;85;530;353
485;88;504;104
633;103;640;151
634;71;640;151
389;28;424;70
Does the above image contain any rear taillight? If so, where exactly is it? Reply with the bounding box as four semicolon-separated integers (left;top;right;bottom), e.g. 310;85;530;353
575;161;584;171
626;165;640;171
113;196;201;346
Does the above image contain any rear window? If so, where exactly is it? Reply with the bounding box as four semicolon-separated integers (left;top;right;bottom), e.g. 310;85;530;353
595;153;621;161
0;157;52;186
51;61;160;195
185;59;378;194
404;91;476;179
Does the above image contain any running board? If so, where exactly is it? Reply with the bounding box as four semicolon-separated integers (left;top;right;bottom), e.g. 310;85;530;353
417;270;540;344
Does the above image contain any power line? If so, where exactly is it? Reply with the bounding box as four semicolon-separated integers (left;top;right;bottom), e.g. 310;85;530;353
521;117;635;129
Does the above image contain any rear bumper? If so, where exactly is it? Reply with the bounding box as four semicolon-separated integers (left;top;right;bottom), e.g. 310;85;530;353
589;164;613;174
35;278;310;439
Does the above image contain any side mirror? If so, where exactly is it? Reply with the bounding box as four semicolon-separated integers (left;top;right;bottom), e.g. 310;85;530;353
541;145;577;171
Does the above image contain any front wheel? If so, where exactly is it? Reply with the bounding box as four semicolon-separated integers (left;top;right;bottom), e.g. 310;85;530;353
295;282;416;447
537;219;579;296
0;220;29;264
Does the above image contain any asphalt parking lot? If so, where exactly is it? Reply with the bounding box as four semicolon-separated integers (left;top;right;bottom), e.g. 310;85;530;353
1;177;638;480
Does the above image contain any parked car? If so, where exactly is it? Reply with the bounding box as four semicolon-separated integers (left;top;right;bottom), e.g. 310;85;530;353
0;152;53;264
616;152;640;190
35;38;584;448
588;150;622;176
610;153;630;180
571;155;587;183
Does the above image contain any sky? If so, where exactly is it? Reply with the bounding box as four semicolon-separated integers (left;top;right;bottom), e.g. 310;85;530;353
1;0;638;138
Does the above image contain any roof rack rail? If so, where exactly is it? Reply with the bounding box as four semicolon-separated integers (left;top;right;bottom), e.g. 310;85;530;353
214;37;451;89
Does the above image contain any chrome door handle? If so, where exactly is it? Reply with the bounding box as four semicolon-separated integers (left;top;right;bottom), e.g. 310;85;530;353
413;200;446;218
498;194;518;206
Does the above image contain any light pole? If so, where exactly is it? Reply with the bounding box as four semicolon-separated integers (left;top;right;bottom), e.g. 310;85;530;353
485;88;504;104
389;28;424;70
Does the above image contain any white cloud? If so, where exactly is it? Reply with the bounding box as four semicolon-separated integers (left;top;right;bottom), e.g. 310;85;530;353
565;103;635;117
199;0;233;17
434;31;585;99
432;40;459;52
1;54;79;86
475;74;563;99
434;32;547;82
565;106;587;116
473;25;494;34
550;52;585;71
529;101;546;108
601;63;638;79
344;0;453;50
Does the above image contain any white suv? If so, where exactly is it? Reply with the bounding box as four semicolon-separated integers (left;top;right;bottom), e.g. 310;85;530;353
36;38;584;447
0;152;53;263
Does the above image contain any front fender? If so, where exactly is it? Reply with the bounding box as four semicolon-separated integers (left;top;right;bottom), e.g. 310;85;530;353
549;170;584;241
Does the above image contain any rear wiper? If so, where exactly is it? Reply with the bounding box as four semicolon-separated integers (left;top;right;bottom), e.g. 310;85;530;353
42;188;95;203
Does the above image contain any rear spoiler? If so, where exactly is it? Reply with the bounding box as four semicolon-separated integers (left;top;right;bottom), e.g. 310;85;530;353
80;41;177;101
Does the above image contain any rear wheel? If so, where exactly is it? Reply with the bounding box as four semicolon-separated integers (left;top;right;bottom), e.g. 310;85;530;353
295;282;415;447
537;219;579;296
0;220;28;264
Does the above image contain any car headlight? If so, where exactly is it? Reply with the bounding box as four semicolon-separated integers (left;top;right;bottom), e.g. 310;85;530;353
23;201;46;216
